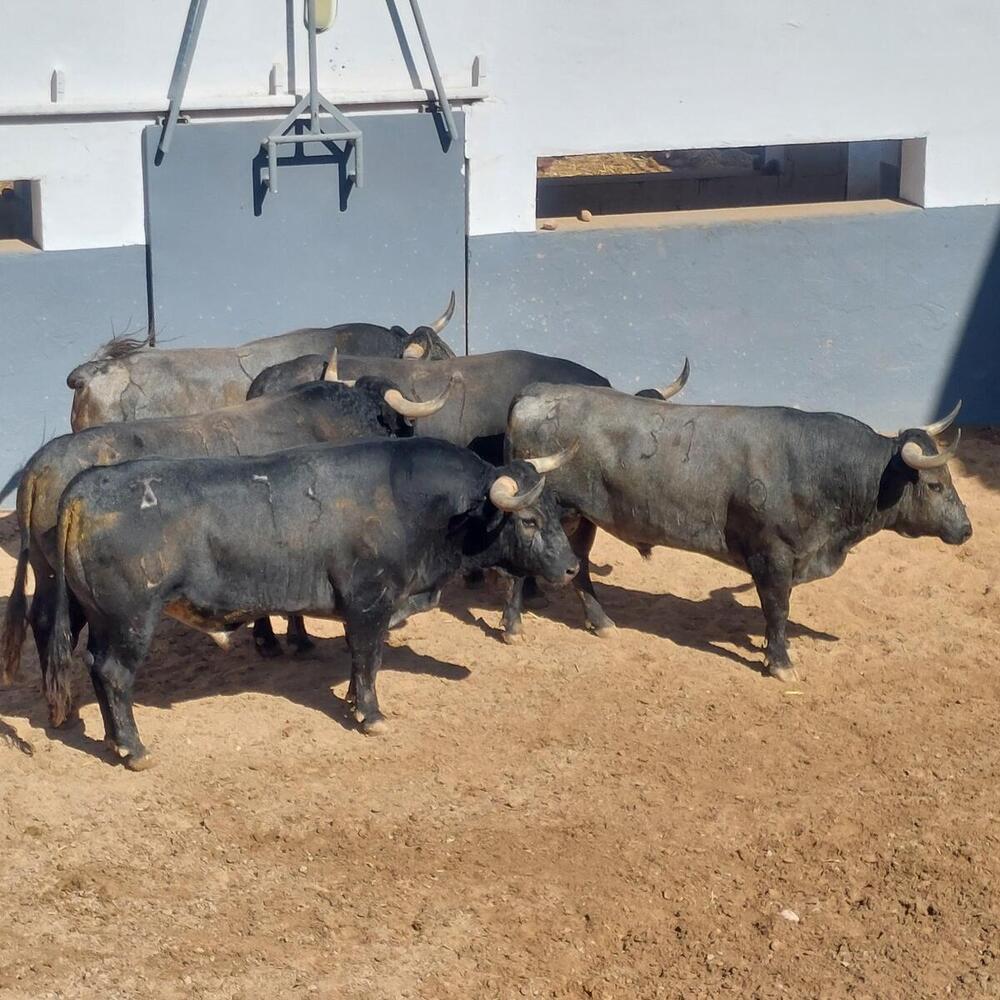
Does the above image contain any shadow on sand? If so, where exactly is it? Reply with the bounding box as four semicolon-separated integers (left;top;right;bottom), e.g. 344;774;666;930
442;574;838;675
0;609;470;766
1;515;838;765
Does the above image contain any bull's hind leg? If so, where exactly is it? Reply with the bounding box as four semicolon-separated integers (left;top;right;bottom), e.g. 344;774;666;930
747;550;797;682
91;619;156;770
343;601;393;736
569;519;616;638
31;569;87;725
84;631;117;751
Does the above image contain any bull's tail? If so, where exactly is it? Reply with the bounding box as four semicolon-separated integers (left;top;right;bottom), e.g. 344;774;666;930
46;497;83;727
0;465;23;505
0;475;37;685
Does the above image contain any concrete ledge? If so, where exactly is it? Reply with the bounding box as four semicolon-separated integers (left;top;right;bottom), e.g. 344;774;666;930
538;198;918;233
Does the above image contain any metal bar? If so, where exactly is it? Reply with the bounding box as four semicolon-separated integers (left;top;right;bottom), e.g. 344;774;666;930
263;0;363;192
268;138;278;194
307;0;319;125
406;0;457;142
272;131;356;145
353;131;364;188
158;0;209;156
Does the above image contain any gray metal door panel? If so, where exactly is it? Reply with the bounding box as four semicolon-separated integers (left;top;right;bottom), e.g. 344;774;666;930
142;111;465;347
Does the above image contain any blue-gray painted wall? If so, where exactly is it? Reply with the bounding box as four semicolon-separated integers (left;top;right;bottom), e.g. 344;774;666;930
468;205;1000;430
142;112;466;345
0;245;147;485
1;197;998;487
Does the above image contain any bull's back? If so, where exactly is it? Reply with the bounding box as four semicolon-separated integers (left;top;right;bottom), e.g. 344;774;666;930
71;332;387;427
244;323;399;358
60;440;478;617
512;387;885;559
334;351;609;455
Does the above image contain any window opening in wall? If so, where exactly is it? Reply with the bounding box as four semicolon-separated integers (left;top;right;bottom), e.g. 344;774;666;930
537;140;910;225
0;180;40;250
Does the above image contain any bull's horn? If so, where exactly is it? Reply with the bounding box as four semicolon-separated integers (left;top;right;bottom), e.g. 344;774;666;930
901;429;961;470
383;373;460;419
429;291;456;333
525;440;579;474
489;474;546;512
658;357;691;401
921;400;962;437
402;341;426;359
324;347;340;382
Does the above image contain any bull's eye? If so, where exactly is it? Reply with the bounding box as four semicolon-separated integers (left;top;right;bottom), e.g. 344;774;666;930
928;481;944;493
521;517;539;530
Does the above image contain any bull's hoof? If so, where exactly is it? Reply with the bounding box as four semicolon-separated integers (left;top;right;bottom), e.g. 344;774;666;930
360;716;389;736
502;629;525;645
288;637;315;656
49;705;80;730
594;624;618;639
354;709;388;735
768;662;800;684
124;750;155;771
254;638;283;659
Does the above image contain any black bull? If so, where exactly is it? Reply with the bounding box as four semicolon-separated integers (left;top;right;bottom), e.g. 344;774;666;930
45;438;578;767
65;294;457;429
0;377;454;689
248;349;615;463
503;385;972;678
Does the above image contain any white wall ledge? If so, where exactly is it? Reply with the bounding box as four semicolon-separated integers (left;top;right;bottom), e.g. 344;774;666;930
0;87;486;120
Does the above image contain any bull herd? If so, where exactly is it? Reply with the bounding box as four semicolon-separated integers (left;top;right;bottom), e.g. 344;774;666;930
0;293;972;770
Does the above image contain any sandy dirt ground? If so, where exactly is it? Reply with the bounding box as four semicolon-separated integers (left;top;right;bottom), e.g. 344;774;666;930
1;434;999;999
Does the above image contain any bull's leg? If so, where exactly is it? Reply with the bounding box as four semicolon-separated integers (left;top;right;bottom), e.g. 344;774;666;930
92;621;155;770
570;519;616;638
501;576;526;644
747;551;797;682
252;617;283;658
388;588;441;629
84;631;117;750
343;603;392;736
285;615;314;654
31;575;86;725
28;573;57;686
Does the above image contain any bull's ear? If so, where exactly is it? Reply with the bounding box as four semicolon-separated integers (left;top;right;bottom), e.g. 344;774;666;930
877;451;917;511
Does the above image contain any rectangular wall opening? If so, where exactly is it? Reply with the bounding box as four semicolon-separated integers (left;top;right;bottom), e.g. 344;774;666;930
0;180;40;250
537;140;912;224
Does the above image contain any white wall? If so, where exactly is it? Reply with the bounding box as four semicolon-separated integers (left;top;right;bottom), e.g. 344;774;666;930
1;0;999;248
0;121;147;250
465;0;1000;233
0;1;479;107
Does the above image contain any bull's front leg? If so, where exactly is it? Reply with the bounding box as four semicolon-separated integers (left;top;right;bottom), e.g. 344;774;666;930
285;615;314;654
501;575;526;644
343;599;393;735
747;550;797;682
252;617;283;658
569;518;616;638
